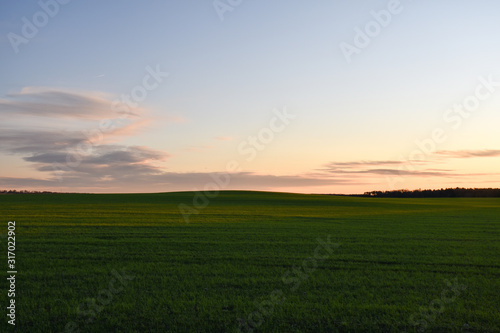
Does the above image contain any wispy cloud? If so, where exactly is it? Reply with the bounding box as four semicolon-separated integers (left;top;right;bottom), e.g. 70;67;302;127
0;87;168;185
325;160;403;168
0;87;140;119
321;151;500;182
0;172;352;192
435;149;500;159
26;145;168;166
326;168;455;177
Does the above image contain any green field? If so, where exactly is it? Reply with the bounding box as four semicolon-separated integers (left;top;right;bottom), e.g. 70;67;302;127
1;191;499;332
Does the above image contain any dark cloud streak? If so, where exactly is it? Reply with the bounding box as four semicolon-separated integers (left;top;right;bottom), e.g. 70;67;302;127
436;150;500;159
0;88;138;119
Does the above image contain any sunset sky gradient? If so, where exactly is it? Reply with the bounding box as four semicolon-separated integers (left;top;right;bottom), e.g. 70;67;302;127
1;0;500;193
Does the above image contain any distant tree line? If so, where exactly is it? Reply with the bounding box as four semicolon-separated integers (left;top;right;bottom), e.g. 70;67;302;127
363;188;500;198
0;190;59;194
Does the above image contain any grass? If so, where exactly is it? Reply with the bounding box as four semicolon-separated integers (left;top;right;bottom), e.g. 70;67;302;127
0;191;499;332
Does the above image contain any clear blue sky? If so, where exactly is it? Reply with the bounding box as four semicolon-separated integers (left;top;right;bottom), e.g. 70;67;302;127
1;0;500;193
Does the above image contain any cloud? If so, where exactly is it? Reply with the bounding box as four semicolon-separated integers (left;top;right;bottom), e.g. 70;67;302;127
0;172;352;193
25;145;168;166
0;128;86;154
321;158;462;179
320;160;426;175
0;87;171;186
435;149;500;159
0;87;140;119
325;160;403;167
0;128;170;183
321;153;499;181
326;168;455;177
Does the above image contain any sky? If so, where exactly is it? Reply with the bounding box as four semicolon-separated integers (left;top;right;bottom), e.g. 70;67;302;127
1;0;500;194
